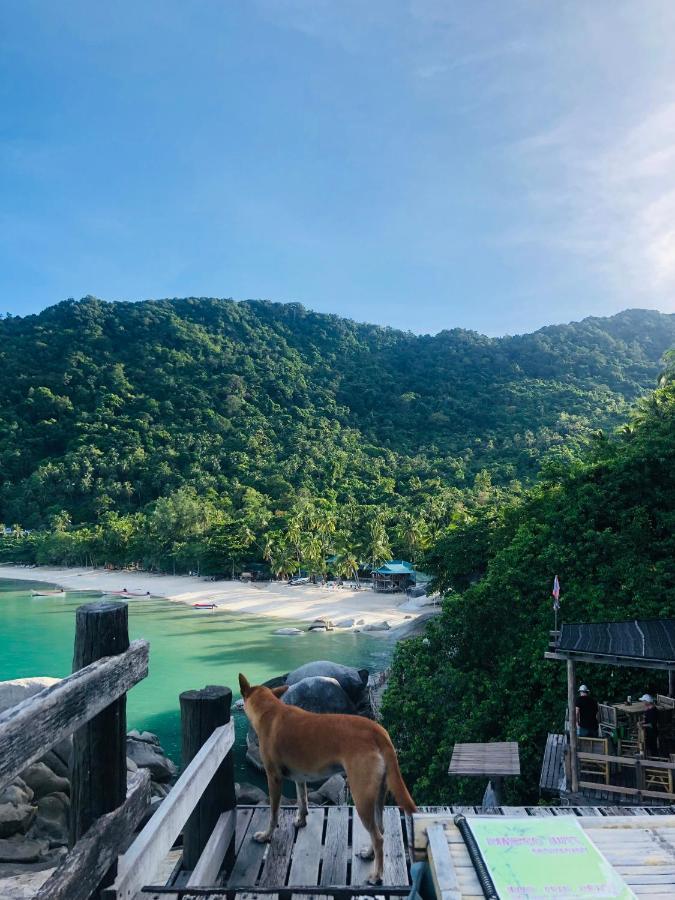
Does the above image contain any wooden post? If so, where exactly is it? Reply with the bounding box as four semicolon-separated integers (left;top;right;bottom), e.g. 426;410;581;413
669;669;674;698
567;659;579;793
70;601;130;893
180;685;235;871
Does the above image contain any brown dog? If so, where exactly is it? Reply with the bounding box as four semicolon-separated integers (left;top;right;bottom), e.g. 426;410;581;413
239;673;416;884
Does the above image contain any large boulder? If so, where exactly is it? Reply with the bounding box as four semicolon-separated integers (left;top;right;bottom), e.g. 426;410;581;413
282;677;357;716
20;765;69;801
0;805;36;840
286;662;368;702
0;781;33;809
126;737;177;783
0;837;49;864
0;678;60;715
29;793;70;847
236;783;268;805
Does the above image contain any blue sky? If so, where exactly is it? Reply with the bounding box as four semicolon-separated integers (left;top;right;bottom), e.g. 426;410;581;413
2;1;675;335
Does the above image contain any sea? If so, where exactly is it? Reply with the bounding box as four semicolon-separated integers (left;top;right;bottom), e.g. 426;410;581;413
0;578;393;783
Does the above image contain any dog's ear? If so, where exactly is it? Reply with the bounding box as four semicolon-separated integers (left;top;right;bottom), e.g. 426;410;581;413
238;673;251;697
271;685;288;698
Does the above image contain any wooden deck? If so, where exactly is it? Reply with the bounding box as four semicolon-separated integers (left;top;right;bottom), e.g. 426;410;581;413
143;805;411;899
414;809;675;900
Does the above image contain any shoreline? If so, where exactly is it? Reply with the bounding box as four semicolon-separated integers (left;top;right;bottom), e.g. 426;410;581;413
0;564;435;630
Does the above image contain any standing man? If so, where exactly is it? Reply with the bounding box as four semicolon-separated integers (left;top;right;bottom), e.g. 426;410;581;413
576;684;599;737
640;694;659;757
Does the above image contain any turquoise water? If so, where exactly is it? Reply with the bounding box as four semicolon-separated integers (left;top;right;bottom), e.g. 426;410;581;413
0;578;392;780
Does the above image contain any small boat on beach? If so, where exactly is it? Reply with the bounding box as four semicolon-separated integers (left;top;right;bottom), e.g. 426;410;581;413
193;602;217;609
104;590;151;598
31;589;66;597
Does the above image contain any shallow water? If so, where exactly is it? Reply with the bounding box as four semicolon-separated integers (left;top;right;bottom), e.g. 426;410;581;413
0;578;393;781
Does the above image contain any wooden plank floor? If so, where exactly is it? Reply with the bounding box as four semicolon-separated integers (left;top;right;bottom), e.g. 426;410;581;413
177;806;411;899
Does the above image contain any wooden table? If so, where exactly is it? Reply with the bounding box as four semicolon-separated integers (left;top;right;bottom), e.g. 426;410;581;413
612;700;651;716
448;742;520;807
448;742;520;778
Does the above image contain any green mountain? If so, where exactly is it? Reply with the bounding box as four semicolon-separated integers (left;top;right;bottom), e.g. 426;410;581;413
382;373;675;804
0;297;673;571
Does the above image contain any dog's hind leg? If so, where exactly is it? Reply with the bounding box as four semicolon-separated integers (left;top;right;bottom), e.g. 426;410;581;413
254;770;282;842
348;759;385;885
294;781;308;828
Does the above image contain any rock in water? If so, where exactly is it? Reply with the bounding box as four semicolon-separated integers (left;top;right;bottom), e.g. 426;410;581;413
286;661;368;701
0;678;60;715
0;805;36;840
20;764;69;800
235;782;268;804
126;737;178;783
0;837;49;864
29;794;69;847
273;627;303;635
282;676;357;715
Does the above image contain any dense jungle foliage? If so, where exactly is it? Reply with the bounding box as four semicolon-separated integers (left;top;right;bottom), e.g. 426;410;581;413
0;297;673;575
382;371;675;804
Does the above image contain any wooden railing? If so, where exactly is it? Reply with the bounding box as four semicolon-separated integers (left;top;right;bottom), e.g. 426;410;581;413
577;751;675;801
102;717;235;899
0;601;150;900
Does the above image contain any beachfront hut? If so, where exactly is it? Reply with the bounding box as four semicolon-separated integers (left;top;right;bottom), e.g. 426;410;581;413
372;560;416;592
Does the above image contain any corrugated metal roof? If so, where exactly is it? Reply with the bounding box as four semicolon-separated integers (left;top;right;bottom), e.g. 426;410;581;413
375;562;415;575
559;618;675;662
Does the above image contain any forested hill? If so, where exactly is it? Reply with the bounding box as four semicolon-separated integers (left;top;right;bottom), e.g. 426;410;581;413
383;372;675;804
0;297;673;570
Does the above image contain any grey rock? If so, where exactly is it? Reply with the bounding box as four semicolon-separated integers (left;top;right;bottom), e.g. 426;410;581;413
315;773;347;805
307;791;324;805
128;729;160;746
361;621;391;632
30;793;69;847
20;764;69;801
286;662;368;701
273;627;303;635
40;751;69;781
126;738;177;783
151;783;170;800
0;838;49;864
0;804;36;840
0;780;33;808
126;757;139;773
282;677;357;715
0;678;60;715
235;782;268;805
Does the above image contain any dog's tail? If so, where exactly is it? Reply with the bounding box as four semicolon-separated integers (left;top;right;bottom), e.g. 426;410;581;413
382;738;417;814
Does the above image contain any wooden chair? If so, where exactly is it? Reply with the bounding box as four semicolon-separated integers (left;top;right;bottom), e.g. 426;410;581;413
598;704;617;739
656;695;675;709
643;757;674;795
578;736;610;785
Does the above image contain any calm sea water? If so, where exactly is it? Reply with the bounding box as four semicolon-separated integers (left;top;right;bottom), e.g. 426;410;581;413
0;578;393;781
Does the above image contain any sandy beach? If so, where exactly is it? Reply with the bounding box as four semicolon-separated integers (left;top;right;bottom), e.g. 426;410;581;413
0;564;433;630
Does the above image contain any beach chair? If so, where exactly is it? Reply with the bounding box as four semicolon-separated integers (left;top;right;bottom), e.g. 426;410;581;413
578;736;610;785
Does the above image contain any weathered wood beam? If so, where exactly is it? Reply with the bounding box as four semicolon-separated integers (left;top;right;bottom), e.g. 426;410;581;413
186;809;235;887
33;771;150;900
0;638;149;793
567;659;578;793
180;686;235;870
545;651;674;671
71;602;130;846
102;720;235;900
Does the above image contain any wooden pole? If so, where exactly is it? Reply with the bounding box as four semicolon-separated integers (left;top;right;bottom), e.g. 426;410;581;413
567;659;579;793
180;685;235;871
669;669;674;698
70;601;130;893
